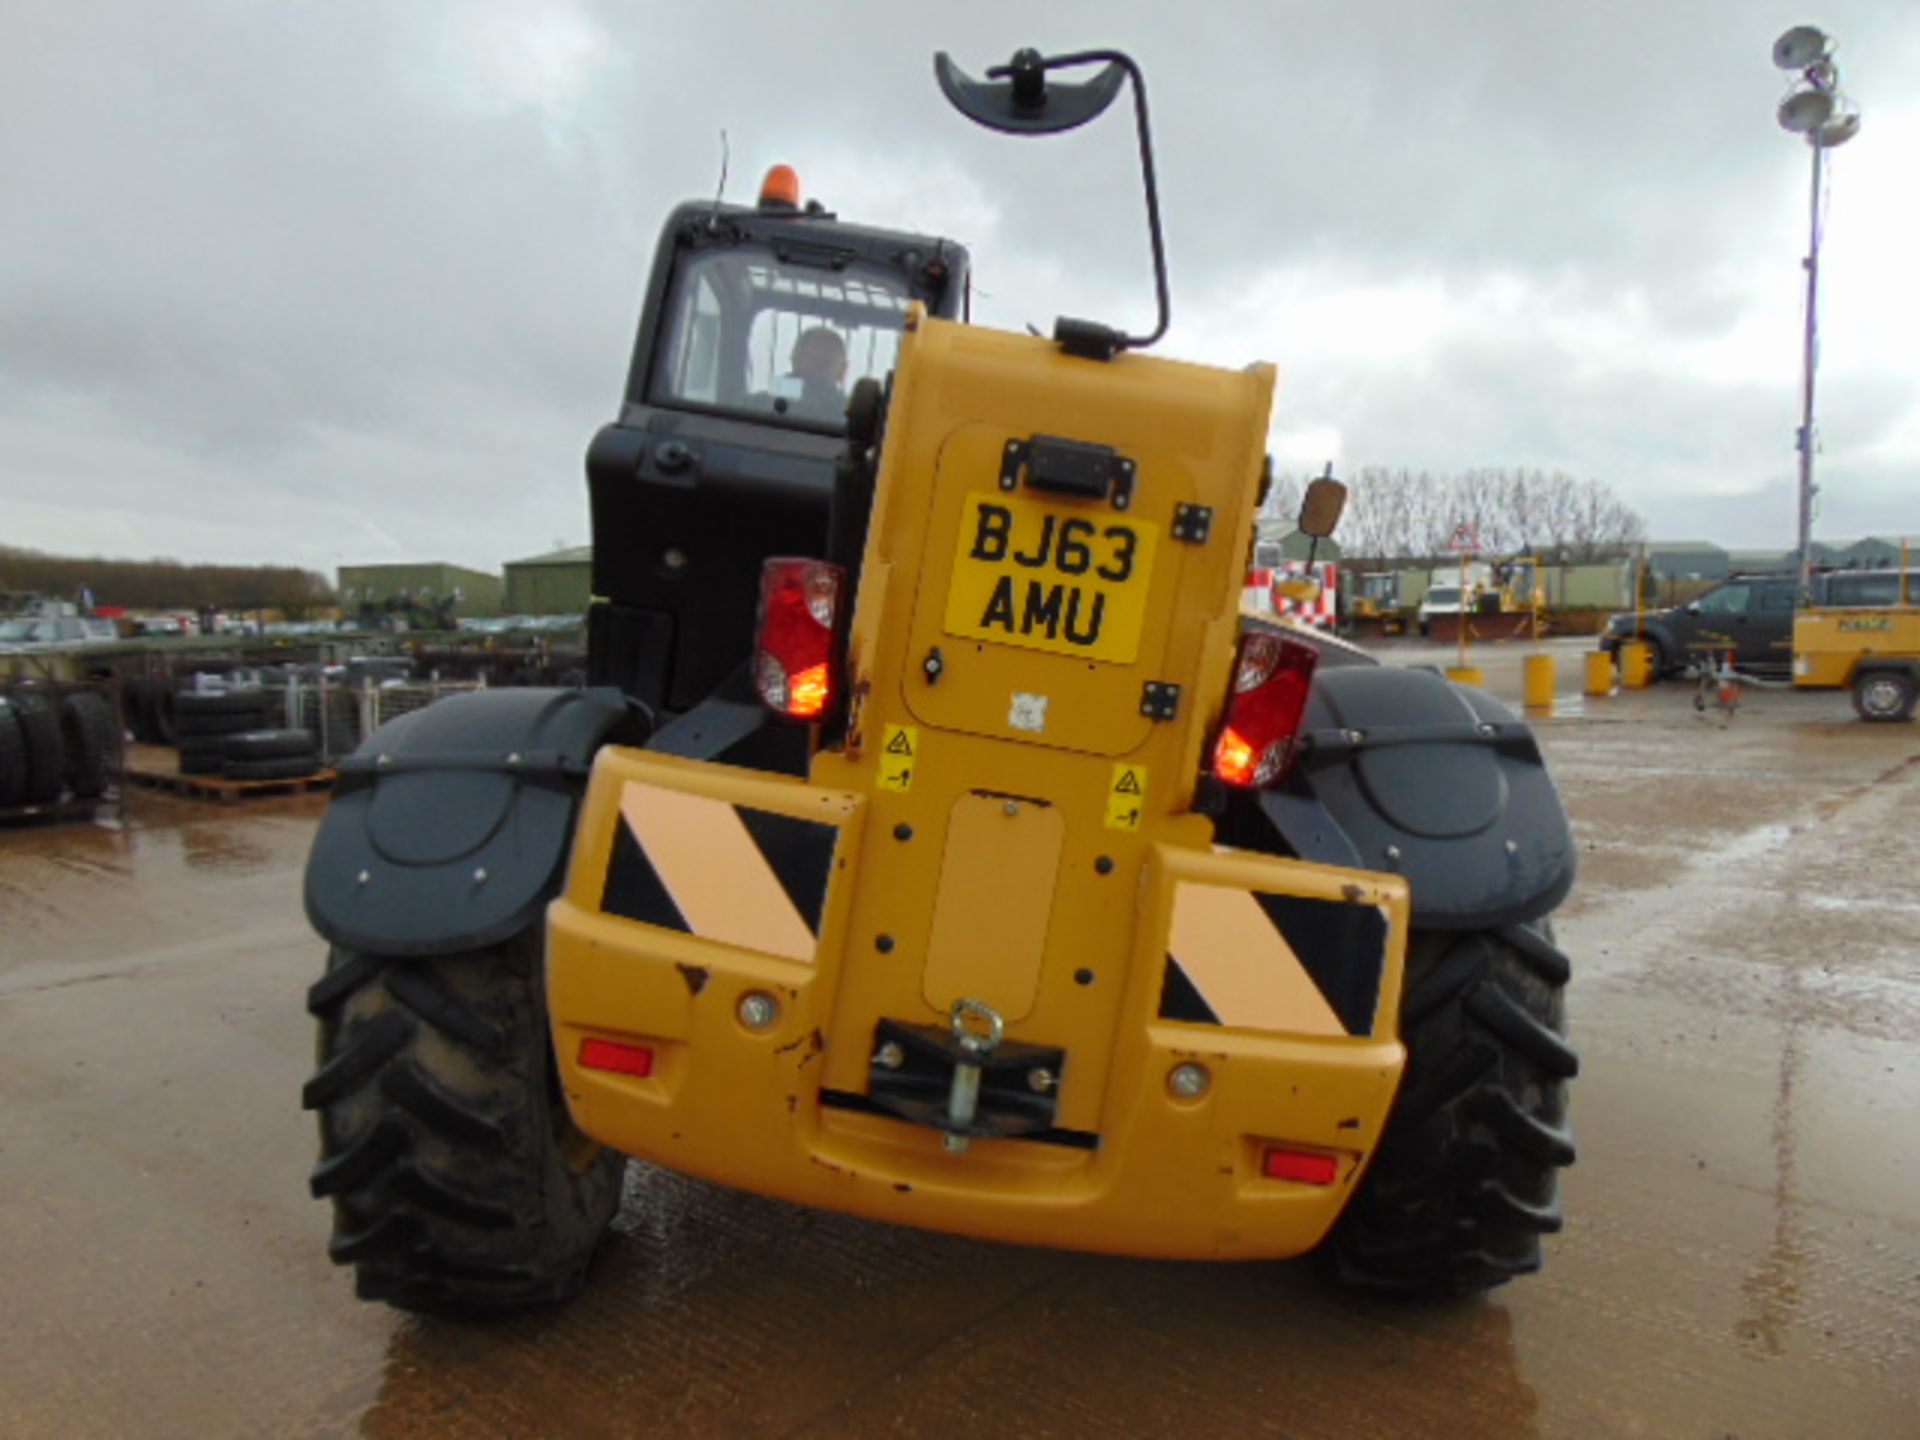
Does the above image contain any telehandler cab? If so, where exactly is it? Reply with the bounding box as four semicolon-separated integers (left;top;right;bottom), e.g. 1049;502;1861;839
302;46;1577;1314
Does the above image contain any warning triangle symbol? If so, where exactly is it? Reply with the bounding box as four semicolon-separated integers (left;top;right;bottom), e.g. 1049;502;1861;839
1114;769;1142;795
885;730;914;756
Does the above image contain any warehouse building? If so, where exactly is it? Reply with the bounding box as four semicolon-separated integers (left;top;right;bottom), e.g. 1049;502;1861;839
1643;541;1729;580
336;562;502;619
504;546;593;617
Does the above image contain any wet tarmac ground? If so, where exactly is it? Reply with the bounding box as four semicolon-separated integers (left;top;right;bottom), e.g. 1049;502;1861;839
2;645;1915;1439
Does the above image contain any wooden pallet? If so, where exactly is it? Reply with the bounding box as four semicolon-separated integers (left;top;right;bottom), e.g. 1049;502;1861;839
124;744;335;804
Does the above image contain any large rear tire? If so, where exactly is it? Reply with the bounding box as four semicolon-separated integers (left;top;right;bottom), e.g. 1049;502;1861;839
302;929;623;1314
1329;922;1576;1297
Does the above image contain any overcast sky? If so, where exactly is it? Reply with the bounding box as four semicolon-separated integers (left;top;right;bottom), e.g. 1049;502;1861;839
4;0;1916;581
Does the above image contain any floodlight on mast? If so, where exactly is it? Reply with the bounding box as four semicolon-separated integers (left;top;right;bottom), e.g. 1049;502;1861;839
1770;24;1861;593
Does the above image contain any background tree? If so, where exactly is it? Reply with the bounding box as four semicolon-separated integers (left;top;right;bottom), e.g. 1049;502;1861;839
0;547;336;617
1259;465;1646;566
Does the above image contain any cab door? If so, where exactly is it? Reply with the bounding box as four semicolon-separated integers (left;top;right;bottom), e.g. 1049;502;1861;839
1683;580;1751;662
1743;579;1797;669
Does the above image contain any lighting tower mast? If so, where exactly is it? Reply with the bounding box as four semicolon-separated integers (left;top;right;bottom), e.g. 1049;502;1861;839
1772;25;1861;594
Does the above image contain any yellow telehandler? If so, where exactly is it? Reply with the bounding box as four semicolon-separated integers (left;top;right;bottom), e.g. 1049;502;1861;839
301;46;1577;1313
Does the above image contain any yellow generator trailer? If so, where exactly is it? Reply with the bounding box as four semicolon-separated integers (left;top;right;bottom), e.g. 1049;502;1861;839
300;46;1578;1314
1792;569;1920;721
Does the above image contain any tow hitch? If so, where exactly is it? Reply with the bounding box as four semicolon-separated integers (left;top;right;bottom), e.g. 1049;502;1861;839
867;998;1066;1150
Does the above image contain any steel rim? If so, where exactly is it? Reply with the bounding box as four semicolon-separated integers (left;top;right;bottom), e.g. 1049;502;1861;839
1860;677;1904;716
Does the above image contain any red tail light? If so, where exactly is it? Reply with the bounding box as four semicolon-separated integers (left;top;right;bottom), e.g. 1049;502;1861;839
1210;631;1318;788
753;558;844;720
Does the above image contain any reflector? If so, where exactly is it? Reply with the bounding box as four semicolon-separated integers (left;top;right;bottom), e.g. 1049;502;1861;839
1262;1147;1338;1185
580;1037;655;1077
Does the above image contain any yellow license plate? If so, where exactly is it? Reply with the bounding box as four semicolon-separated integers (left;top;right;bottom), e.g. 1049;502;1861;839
944;491;1160;664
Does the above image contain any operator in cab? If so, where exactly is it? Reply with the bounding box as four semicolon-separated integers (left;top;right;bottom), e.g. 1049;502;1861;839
779;326;849;423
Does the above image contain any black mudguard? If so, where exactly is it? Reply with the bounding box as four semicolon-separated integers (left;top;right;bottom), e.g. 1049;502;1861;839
1223;666;1575;930
305;688;641;956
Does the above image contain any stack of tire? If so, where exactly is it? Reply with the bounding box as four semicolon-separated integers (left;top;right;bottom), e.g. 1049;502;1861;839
0;689;115;809
123;676;178;747
174;687;322;782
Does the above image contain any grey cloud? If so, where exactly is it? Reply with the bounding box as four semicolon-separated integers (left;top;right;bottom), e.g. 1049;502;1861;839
3;0;1916;572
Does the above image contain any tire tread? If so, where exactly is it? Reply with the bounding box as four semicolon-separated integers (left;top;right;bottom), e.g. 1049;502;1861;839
302;938;621;1315
1329;923;1576;1297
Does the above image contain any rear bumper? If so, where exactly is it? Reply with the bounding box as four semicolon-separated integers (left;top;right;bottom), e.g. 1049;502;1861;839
548;745;1409;1260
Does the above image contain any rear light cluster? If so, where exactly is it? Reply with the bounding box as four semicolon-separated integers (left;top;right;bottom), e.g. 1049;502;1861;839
1210;631;1319;788
753;558;845;720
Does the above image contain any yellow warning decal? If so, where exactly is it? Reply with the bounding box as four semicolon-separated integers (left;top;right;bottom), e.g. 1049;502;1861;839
878;724;919;793
1104;762;1148;831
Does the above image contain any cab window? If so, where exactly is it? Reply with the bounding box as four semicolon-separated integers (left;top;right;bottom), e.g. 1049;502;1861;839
649;244;911;434
1695;583;1751;616
1753;582;1796;615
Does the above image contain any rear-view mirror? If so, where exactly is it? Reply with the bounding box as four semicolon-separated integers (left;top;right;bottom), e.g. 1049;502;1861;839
1297;477;1347;538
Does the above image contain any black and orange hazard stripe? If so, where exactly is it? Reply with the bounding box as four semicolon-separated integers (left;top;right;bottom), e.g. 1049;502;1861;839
601;781;840;963
1160;884;1386;1037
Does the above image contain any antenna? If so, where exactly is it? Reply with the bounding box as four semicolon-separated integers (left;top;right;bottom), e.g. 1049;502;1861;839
708;129;730;225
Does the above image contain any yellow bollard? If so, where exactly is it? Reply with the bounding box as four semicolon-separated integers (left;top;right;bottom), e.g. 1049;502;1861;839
1444;665;1484;686
1619;640;1653;689
1523;653;1555;709
1583;648;1615;697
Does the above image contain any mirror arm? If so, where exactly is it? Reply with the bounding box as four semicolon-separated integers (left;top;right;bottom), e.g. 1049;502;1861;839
977;48;1170;354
